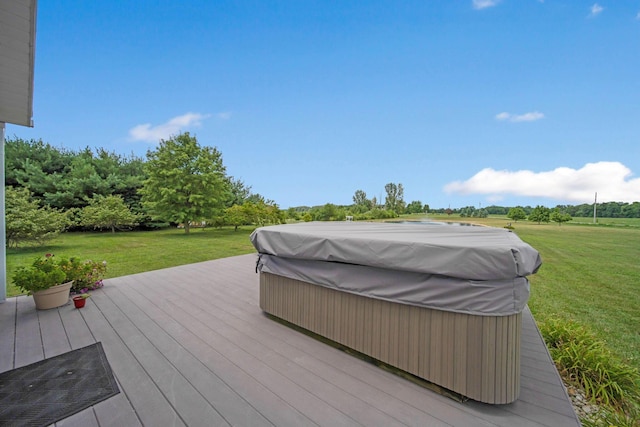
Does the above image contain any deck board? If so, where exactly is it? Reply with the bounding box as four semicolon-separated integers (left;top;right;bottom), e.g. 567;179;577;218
1;253;581;427
0;296;16;372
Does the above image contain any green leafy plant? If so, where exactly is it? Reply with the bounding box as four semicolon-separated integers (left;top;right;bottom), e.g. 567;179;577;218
581;404;640;427
540;317;640;412
12;254;107;295
12;254;67;294
58;257;107;294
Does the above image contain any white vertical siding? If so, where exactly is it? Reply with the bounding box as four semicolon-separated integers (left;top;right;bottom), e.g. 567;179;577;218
0;0;37;127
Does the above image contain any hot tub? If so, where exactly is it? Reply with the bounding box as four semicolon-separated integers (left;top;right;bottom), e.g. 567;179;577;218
250;221;541;404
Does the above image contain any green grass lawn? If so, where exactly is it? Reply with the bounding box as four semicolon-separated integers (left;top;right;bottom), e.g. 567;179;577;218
572;216;640;227
7;218;640;372
6;226;257;297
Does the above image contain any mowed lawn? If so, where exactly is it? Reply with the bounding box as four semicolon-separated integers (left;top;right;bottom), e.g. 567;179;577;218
5;227;257;297
6;217;640;371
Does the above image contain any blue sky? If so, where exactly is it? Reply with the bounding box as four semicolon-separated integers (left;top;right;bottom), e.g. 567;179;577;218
7;0;640;209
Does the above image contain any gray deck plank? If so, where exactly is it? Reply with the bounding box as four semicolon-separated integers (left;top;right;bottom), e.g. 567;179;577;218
0;297;17;372
35;304;101;427
14;295;43;368
78;296;185;427
91;381;143;427
101;284;274;427
57;303;141;427
59;302;96;349
38;306;71;358
106;278;317;427
54;407;99;427
90;289;230;427
4;254;581;427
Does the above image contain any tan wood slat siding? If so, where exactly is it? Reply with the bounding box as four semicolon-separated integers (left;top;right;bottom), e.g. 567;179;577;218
453;313;468;396
260;272;522;404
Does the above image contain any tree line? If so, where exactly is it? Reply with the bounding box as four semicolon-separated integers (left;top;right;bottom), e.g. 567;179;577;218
6;134;431;247
285;183;429;222
6;135;638;247
5;134;282;246
430;202;640;219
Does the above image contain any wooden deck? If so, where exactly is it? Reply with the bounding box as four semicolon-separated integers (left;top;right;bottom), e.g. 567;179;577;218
0;254;581;427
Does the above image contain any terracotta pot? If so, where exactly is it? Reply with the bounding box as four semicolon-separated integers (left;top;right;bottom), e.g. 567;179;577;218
73;296;87;308
32;281;73;310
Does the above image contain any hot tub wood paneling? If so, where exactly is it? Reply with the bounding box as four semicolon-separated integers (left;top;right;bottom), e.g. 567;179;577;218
260;272;522;404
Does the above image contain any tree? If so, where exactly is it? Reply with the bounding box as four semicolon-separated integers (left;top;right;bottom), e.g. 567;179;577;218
384;183;405;214
242;200;284;226
405;200;424;214
140;132;230;233
226;177;252;207
80;195;139;232
459;206;476;218
474;208;488;218
224;204;251;231
507;207;527;222
285;207;300;221
550;209;572;226
352;189;372;211
5;187;69;247
315;203;345;221
5;137;146;219
528;205;551;224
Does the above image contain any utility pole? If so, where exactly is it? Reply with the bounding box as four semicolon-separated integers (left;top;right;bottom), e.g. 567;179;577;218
593;192;597;224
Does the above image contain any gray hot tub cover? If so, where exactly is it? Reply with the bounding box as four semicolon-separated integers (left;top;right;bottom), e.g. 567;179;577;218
250;221;541;281
257;254;531;316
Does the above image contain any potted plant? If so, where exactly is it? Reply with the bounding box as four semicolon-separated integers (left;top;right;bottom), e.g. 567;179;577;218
59;257;107;294
72;293;90;308
12;254;107;310
12;254;73;310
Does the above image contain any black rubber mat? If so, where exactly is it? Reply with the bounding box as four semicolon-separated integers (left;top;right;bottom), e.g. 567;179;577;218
0;342;120;426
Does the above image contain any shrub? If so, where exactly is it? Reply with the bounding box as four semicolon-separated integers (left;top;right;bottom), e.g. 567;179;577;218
540;317;640;411
5;187;69;247
59;257;107;294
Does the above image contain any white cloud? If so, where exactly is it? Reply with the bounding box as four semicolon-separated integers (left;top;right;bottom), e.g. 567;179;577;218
589;3;603;17
216;111;232;120
444;162;640;203
636;11;640;20
495;111;545;122
472;0;500;10
128;112;211;143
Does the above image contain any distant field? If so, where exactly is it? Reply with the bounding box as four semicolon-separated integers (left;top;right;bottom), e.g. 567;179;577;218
6;217;640;371
572;216;640;227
